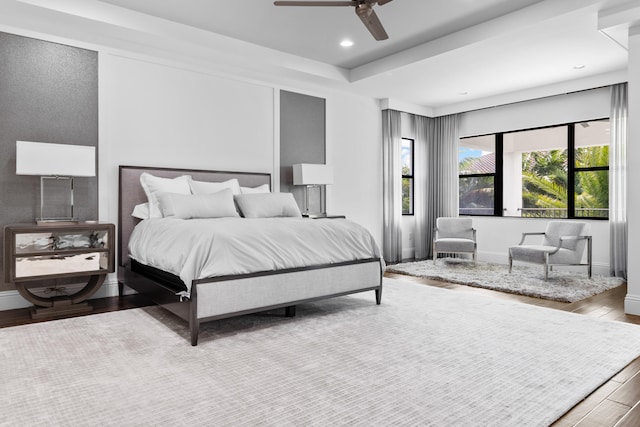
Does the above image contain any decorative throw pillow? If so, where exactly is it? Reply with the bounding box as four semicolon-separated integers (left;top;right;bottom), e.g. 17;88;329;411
157;189;240;219
240;184;270;194
140;173;192;218
190;178;241;196
234;193;302;218
131;203;150;220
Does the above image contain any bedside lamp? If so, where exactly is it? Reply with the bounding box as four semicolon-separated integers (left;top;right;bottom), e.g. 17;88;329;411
16;141;96;224
292;163;333;217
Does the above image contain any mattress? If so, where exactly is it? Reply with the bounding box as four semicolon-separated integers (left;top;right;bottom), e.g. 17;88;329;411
128;217;383;291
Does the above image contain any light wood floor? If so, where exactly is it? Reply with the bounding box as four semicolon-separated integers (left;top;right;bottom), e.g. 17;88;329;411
385;271;640;427
2;275;640;426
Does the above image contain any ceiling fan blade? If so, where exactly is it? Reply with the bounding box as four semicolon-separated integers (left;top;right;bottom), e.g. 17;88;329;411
274;1;356;6
355;4;388;40
376;0;393;5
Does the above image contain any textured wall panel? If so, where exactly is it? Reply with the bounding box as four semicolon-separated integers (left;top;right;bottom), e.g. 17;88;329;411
279;90;326;213
0;32;98;291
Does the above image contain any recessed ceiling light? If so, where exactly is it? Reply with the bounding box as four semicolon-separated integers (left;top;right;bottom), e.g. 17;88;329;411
340;39;354;48
573;64;586;70
459;91;469;96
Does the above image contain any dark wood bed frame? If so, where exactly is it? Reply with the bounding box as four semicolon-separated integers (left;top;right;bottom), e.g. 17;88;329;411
118;165;383;345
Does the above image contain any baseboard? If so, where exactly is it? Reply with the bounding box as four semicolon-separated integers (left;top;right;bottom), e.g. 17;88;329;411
0;278;121;312
625;294;640;316
402;247;415;261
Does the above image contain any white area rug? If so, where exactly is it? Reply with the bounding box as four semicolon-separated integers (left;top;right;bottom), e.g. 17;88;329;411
387;258;625;302
2;278;640;426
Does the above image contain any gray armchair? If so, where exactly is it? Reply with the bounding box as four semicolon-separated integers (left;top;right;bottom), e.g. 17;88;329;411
508;221;592;280
433;217;477;264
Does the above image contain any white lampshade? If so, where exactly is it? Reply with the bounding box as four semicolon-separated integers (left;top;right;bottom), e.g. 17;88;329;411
16;141;96;177
293;163;333;185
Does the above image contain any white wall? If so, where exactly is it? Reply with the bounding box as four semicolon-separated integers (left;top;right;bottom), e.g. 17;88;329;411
459;87;611;137
100;52;276;228
326;93;383;244
625;27;640;314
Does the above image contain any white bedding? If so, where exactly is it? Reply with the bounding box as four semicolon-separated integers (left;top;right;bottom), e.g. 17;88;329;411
128;217;383;291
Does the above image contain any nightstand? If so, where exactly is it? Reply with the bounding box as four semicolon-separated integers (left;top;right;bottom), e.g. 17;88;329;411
4;222;115;319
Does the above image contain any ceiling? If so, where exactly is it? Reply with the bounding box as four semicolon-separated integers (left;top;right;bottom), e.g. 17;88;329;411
6;0;637;115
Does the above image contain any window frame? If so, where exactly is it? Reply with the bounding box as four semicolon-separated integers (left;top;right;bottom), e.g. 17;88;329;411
459;118;609;220
458;134;503;216
402;137;414;216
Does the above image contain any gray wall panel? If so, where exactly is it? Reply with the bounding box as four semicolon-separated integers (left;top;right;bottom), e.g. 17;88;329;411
279;90;326;213
0;32;98;291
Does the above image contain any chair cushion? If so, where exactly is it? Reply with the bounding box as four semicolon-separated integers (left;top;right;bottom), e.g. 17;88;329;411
434;238;475;253
436;217;474;240
542;221;586;251
510;245;557;264
510;245;582;265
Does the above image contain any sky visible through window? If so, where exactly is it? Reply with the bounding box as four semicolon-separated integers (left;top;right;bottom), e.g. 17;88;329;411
459;147;483;162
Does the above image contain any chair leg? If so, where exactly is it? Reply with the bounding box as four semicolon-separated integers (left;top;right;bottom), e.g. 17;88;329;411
508;250;512;273
544;253;549;280
433;242;437;264
587;236;592;279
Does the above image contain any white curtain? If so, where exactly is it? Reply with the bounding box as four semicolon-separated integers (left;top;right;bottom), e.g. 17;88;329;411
382;109;403;262
414;114;460;259
413;115;431;259
609;83;627;278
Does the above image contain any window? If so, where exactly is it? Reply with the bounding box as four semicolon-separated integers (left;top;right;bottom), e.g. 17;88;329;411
574;120;609;218
459;119;609;219
459;135;499;216
402;138;414;215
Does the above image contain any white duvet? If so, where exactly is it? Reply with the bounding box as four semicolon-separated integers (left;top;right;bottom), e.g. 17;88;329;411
128;217;382;290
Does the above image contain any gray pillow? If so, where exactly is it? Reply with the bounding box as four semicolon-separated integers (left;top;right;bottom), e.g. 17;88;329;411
157;189;240;219
235;193;302;218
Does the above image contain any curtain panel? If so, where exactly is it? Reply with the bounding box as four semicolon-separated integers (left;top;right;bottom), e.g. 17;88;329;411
414;114;460;259
609;83;628;278
382;109;403;263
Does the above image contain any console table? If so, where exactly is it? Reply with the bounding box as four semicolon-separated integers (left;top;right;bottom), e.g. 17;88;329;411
4;222;115;319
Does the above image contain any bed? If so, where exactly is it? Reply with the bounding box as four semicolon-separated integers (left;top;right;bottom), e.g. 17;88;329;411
118;166;384;345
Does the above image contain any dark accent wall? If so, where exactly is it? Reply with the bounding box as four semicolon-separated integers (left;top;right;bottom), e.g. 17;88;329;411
279;90;326;212
0;32;98;291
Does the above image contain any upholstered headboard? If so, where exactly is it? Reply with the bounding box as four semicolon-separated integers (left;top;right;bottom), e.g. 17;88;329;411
118;165;271;268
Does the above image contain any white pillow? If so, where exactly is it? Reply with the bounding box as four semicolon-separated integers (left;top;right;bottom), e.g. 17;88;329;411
131;203;150;220
235;193;302;218
140;173;192;218
157;189;240;219
240;184;270;194
190;178;241;196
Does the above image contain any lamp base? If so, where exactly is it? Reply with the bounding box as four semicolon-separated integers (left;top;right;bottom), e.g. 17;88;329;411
36;218;79;226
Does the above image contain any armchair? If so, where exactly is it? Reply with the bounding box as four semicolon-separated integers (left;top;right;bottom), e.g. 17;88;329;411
508;221;592;280
433;217;477;264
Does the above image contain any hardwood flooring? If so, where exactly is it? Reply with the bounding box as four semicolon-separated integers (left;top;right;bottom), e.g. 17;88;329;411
1;275;640;426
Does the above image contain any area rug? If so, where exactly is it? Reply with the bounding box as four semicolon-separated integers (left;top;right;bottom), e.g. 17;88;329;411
2;278;640;427
386;258;625;302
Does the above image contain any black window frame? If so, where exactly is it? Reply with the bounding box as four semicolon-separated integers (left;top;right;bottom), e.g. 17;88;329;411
458;134;502;216
459;118;609;220
402;137;414;216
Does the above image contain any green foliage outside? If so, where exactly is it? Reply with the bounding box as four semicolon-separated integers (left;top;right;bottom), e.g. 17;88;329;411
402;165;412;214
521;146;608;218
458;146;608;218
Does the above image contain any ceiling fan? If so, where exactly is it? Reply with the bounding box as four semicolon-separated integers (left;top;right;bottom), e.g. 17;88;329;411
273;0;393;41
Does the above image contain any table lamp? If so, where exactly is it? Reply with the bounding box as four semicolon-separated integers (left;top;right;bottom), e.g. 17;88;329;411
16;141;96;224
292;163;333;217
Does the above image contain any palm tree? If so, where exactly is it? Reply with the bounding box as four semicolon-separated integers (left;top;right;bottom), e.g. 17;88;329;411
521;149;568;215
521;146;609;218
